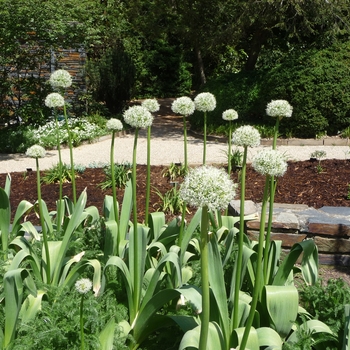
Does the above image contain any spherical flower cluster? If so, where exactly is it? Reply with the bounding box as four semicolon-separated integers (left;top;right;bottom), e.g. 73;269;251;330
179;166;237;211
171;96;195;116
222;109;238;121
142;99;160;113
123;105;154;129
106;118;123;132
252;149;288;177
26;144;46;158
49;69;72;89
45;93;65;108
232;125;261;148
75;278;93;294
266;100;293;118
194;92;216;112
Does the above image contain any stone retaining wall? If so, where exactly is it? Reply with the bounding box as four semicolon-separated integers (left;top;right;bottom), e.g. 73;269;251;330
228;201;350;266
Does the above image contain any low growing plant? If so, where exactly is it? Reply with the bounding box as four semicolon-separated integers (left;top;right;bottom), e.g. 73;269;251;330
162;162;187;181
99;162;132;190
311;150;327;173
42;163;85;184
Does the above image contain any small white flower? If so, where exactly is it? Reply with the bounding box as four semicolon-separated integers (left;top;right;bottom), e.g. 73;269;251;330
45;93;65;108
179;166;237;211
142;99;160;113
75;278;93;294
49;69;73;89
123;105;154;129
171;96;195;116
194;92;216;112
232;125;261;148
266;100;293;118
106;118;123;131
252;149;288;177
26;145;46;158
222;109;238;121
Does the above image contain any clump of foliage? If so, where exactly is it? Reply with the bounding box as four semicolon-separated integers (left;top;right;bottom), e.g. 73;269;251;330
42;163;85;184
162;162;187;181
99;162;132;190
299;278;350;345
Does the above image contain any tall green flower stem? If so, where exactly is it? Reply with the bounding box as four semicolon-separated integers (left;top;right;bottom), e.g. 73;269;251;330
183;115;188;171
145;126;151;226
264;117;280;282
199;205;210;350
203;112;207;165
63;104;77;204
240;176;270;349
232;146;248;329
131;128;141;310
227;120;233;175
35;157;51;283
54;115;63;232
178;114;189;245
79;294;85;350
110;131;119;227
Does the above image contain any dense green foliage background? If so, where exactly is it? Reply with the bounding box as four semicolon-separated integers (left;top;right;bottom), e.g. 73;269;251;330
0;0;350;137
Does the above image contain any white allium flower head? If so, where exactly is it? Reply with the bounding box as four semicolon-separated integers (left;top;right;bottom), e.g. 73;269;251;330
49;69;73;88
45;92;65;108
123;105;154;129
179;166;237;211
75;278;93;294
266;99;293;118
171;96;195;116
26;144;46;158
106;118;123;131
222;109;238;121
194;92;216;112
252;149;288;177
142;99;160;113
232;125;261;148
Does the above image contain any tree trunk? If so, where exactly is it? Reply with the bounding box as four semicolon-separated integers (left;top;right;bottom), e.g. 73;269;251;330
196;47;206;85
244;29;270;71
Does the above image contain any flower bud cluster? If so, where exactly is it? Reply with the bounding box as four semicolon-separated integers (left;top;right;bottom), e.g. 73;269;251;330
232;125;261;148
252;149;288;177
49;69;73;89
266;100;293;118
194;92;216;112
123;105;154;129
222;109;238;121
142;99;160;113
26;144;46;158
179;165;237;211
45;92;65;108
171;96;195;116
106;118;123;131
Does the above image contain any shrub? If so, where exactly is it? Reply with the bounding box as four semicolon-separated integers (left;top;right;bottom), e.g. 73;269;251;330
190;42;350;138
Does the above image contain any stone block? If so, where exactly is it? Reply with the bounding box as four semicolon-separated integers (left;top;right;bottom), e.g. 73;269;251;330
318;253;350;266
228;200;257;217
314;236;350;253
287;139;324;146
308;222;350;237
246;231;307;247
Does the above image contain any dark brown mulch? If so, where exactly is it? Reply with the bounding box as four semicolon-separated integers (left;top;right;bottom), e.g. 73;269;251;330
1;159;350;284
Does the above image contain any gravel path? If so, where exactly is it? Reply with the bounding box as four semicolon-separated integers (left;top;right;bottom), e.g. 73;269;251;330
0;122;349;173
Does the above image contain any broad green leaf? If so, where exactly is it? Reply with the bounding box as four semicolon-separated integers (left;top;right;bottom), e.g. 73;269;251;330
19;221;40;241
179;322;226;350
177;285;202;314
343;304;350;350
232;326;259;350
104;220;118;258
19;290;46;322
132;289;181;344
263;285;298;338
179;208;201;263
99;318;116;350
168;315;199;333
256;327;283;348
119;179;133;242
3;269;28;348
265;240;282;284
148;211;166;241
208;238;230;346
0;187;10;254
4;173;11;198
273;240;318;286
52;190;87;285
286;320;336;345
11;200;33;235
